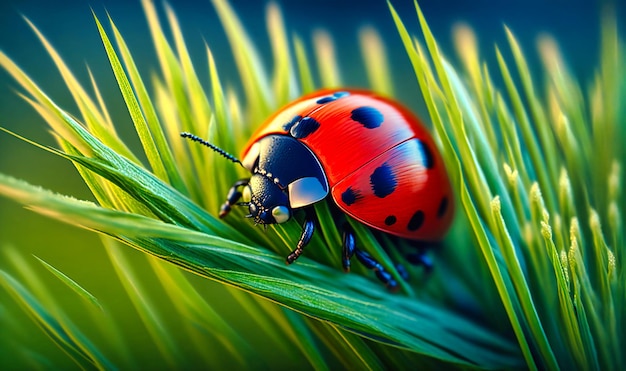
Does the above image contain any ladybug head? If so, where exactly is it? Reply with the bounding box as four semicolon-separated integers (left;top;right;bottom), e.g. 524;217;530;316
242;174;291;225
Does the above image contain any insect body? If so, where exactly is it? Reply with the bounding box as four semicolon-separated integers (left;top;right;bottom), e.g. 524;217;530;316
183;89;453;289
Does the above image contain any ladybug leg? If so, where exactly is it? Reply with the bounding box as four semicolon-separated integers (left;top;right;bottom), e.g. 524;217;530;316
219;179;250;218
342;225;398;290
341;228;355;272
286;209;315;264
406;242;437;272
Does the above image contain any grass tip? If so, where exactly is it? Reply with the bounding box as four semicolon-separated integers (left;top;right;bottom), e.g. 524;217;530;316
589;209;601;231
541;221;552;240
607;249;616;279
560;249;570;282
608;201;620;224
530;182;543;205
491;195;501;213
542;208;550;224
569;217;581;241
503;163;519;187
608;160;621;198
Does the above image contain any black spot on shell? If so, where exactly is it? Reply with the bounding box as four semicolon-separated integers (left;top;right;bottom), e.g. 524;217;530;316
384;215;397;226
437;196;448;218
333;91;350;98
341;187;361;206
351;106;384;129
407;210;425;231
369;163;397;198
282;115;301;131
290;116;320;139
418;139;434;169
316;96;336;104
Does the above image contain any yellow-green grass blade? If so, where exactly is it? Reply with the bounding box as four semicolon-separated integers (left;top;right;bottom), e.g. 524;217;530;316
495;46;556;211
206;47;242;212
103;239;186;369
267;3;295;105
540;216;588;369
148;258;254;367
504;28;560;191
260;304;330;370
0;173;522;368
20;18;137;162
93;13;171;184
0;271;104;369
0;251;114;370
359;26;394;96
34;256;103;311
103;12;189;195
141;0;209;206
388;5;533;367
491;197;558;369
452;25;498;152
313;30;341;88
211;0;273;118
323;324;382;370
293;34;316;94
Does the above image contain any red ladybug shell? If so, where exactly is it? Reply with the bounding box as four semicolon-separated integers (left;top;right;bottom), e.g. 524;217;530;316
241;89;453;241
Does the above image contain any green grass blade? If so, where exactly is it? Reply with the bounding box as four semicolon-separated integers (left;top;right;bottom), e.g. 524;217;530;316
0;173;522;368
313;30;341;88
147;258;255;367
103;12;189;195
359;26;394;96
211;0;273;117
293;34;316;94
34;256;103;311
0;269;113;370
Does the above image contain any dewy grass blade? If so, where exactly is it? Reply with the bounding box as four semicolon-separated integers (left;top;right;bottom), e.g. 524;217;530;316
104;12;189;195
0;173;522;368
93;14;170;183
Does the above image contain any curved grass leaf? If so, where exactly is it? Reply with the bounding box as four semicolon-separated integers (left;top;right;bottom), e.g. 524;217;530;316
0;173;523;368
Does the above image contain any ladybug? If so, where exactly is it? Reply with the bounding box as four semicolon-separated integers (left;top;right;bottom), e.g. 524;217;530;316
182;89;453;289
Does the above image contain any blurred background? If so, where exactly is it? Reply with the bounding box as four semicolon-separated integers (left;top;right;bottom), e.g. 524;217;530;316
0;0;622;367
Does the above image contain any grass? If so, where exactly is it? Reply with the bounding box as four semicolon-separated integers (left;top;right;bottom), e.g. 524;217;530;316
0;0;624;369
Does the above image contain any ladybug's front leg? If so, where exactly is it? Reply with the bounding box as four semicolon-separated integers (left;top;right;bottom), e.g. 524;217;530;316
286;208;315;264
342;225;398;290
219;179;250;218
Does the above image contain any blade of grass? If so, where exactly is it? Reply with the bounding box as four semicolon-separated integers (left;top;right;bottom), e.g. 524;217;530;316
33;256;103;311
0;173;522;368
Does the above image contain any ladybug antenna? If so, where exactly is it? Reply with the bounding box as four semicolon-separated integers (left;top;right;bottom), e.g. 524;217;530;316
181;132;242;166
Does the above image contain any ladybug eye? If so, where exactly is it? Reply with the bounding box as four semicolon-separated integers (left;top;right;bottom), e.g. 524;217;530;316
242;185;252;202
271;206;291;224
248;203;257;215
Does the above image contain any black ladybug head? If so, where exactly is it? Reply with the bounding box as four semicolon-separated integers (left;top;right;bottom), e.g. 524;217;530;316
243;174;291;225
